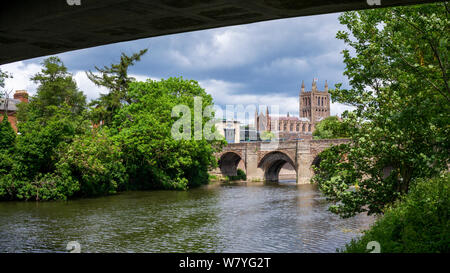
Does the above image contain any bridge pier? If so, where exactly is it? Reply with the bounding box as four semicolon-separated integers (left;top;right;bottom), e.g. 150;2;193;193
245;143;264;181
297;154;315;184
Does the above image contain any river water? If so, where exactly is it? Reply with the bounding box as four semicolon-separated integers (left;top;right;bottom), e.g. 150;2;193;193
0;181;374;253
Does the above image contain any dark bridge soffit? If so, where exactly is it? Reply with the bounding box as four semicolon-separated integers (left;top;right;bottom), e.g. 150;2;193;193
0;0;438;65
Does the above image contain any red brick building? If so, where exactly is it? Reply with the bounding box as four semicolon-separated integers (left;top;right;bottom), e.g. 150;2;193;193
0;90;29;132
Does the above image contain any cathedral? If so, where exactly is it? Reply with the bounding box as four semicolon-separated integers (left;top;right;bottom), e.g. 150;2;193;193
255;79;330;140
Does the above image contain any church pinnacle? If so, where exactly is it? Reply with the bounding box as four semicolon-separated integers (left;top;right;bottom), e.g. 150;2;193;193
312;78;317;91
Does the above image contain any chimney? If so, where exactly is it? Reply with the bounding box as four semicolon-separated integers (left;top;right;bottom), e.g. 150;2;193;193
14;90;29;103
324;80;328;92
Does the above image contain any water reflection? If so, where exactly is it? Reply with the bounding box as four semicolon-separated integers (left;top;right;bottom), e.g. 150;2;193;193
0;181;374;253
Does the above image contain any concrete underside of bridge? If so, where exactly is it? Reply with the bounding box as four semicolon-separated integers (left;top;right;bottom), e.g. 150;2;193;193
0;0;438;65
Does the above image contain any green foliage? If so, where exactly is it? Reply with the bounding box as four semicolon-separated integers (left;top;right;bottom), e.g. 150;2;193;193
209;174;218;181
313;3;450;218
0;52;223;201
260;131;275;141
24;57;86;119
86;49;148;126
313;116;351;139
14;105;87;180
0;68;12;90
1;55;120;200
55;131;128;197
228;169;247;181
343;174;450;253
0;104;89;201
0;113;127;201
111;77;224;190
0;117;16;198
0;117;16;152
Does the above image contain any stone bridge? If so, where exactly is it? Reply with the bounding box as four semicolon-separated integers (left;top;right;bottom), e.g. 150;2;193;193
213;139;349;183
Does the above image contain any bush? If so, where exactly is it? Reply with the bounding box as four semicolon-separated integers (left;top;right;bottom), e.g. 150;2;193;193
312;116;350;140
55;131;128;197
209;174;218;181
16;173;79;201
0;117;16;152
343;174;450;253
228;169;247;181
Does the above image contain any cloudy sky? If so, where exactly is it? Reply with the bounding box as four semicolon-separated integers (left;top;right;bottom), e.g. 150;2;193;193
0;12;355;123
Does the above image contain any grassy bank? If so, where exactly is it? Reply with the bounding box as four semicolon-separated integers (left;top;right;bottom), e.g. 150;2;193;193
342;174;449;253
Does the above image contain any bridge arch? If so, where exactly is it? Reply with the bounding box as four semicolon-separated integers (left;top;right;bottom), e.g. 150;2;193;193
311;155;321;173
258;151;296;182
218;152;244;177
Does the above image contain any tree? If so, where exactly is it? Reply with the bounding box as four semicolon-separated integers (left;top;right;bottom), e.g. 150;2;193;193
0;68;12;92
55;130;128;197
86;49;148;126
0;69;16;187
0;104;90;201
0;69;13;114
0;57;94;201
260;131;275;141
14;104;88;181
24;57;86;119
313;3;449;218
0;117;16;190
110;77;224;190
313;116;351;139
0;117;16;152
343;174;449;253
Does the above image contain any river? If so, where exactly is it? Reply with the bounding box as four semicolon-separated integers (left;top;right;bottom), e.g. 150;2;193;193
0;181;374;253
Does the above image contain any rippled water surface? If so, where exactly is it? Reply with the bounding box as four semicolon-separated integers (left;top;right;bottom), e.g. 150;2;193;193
0;181;374;253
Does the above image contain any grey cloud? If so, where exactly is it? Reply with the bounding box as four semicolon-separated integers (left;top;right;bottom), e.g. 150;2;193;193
1;12;354;117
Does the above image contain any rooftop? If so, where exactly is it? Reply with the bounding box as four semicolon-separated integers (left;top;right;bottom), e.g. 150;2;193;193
0;98;21;112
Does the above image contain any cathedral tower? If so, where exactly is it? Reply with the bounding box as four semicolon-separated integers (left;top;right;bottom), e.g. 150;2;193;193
299;79;330;123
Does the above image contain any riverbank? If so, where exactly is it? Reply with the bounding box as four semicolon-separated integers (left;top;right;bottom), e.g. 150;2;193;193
343;174;449;253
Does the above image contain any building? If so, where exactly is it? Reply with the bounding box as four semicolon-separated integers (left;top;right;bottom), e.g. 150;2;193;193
240;126;258;142
255;79;330;140
0;90;29;132
215;120;241;143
